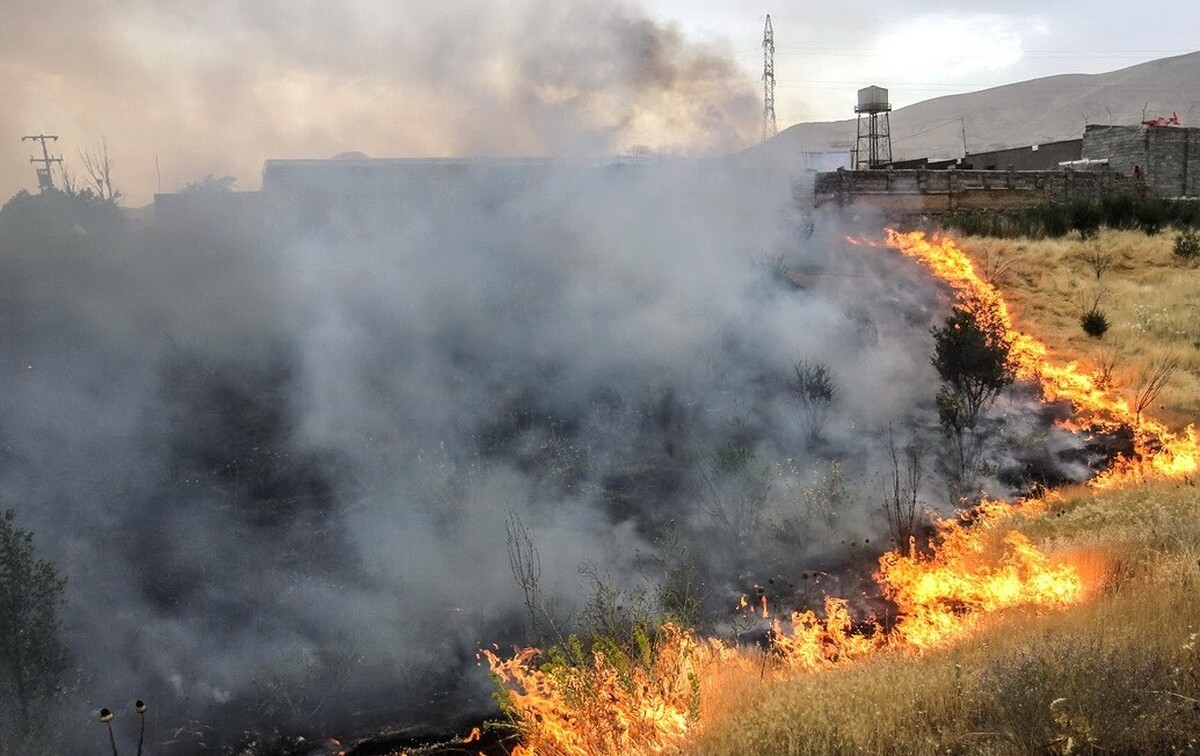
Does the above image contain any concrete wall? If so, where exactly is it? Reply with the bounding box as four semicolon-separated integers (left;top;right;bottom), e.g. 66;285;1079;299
963;139;1082;171
812;168;1137;212
1082;124;1200;197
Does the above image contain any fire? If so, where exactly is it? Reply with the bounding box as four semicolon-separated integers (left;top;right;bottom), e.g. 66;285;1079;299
488;498;1086;753
770;596;880;669
881;229;1198;487
766;499;1082;668
486;228;1196;754
877;500;1083;652
483;624;721;756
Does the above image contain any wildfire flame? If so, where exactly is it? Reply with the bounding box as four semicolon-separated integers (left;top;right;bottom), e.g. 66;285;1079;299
482;624;724;756
880;229;1198;487
877;500;1083;652
484;228;1197;755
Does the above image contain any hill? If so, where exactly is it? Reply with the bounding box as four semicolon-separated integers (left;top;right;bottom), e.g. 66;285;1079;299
749;50;1200;169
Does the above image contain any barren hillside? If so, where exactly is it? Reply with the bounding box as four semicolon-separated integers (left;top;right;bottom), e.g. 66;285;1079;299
748;50;1200;170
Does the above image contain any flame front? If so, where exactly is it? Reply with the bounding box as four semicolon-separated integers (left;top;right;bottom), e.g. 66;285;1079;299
877;500;1083;652
882;229;1198;486
489;500;1086;754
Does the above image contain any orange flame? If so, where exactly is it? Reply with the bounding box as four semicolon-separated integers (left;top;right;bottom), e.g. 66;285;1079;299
483;624;721;756
770;596;880;669
881;229;1198;487
878;500;1083;652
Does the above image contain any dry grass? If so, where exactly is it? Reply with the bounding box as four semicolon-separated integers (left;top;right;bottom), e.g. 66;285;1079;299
961;229;1200;428
691;482;1200;755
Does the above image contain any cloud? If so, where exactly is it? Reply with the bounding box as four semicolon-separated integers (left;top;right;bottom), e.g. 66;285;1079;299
873;13;1030;81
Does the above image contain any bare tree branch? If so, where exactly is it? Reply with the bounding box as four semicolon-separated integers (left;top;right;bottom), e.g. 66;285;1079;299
79;137;119;202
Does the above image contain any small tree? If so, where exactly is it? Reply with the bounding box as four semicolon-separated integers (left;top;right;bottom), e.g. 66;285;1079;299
931;302;1015;490
931;302;1016;430
1079;244;1114;281
0;510;70;744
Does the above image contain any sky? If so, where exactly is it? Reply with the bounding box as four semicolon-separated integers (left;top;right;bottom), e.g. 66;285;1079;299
3;0;1198;205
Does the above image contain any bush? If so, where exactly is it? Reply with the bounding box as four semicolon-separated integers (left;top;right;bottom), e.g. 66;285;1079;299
1174;229;1200;260
942;197;1200;240
931;303;1016;429
790;359;837;440
1080;308;1110;338
976;635;1194;753
0;510;70;747
1068;200;1103;239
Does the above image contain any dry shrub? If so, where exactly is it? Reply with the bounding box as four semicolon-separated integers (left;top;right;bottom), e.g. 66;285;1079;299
976;634;1193;753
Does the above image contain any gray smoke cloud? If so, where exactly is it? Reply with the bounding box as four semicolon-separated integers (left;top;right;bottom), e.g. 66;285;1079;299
0;156;1094;752
1;0;758;205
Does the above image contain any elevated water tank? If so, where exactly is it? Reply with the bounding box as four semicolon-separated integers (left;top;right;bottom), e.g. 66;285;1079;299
856;86;890;114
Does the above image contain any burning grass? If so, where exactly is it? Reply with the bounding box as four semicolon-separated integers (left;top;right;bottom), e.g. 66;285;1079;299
481;623;723;755
694;482;1200;755
484;228;1200;755
880;229;1198;488
486;498;1090;755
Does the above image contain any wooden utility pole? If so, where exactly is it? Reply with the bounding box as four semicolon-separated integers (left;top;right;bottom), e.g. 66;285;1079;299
22;134;63;191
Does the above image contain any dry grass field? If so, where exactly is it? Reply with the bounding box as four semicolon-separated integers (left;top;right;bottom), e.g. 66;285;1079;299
966;229;1200;427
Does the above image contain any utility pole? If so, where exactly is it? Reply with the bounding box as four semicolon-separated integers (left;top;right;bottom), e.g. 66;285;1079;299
762;15;777;142
22;134;63;192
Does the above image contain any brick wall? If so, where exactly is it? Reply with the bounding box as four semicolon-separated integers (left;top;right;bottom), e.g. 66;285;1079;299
1083;125;1200;197
812;168;1137;211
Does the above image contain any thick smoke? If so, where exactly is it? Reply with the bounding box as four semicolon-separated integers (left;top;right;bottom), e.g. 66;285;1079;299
0;159;1091;751
1;0;757;204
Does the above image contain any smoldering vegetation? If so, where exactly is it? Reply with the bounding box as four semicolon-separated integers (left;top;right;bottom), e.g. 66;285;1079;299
0;164;1091;751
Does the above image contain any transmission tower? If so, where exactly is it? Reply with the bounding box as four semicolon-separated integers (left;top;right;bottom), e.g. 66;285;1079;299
762;15;777;142
22;134;63;191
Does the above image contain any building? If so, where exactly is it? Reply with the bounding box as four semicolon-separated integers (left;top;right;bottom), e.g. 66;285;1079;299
1081;124;1200;198
962;139;1082;171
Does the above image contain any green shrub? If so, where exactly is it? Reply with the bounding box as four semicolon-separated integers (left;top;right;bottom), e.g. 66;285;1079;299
943;198;1200;240
1174;229;1200;260
1080;308;1110;338
0;510;70;747
1134;198;1165;234
1068;200;1103;239
931;304;1016;429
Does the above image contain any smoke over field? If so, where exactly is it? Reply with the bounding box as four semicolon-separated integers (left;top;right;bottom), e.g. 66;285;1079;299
0;0;759;205
0;162;1090;751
